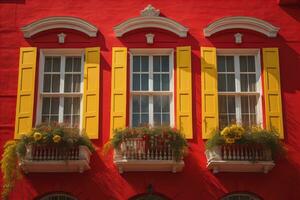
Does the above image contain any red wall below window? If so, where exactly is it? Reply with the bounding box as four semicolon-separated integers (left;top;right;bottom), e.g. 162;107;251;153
1;0;300;199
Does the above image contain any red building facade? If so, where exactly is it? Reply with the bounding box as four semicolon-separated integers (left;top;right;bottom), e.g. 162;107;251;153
1;0;300;199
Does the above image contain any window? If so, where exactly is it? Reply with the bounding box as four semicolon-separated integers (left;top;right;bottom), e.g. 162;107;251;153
38;192;77;200
37;50;84;128
130;49;174;127
217;50;262;129
221;193;261;200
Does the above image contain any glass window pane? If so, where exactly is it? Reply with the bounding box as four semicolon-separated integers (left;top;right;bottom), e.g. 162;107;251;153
141;74;149;91
248;56;255;72
52;57;61;72
153;96;161;113
241;96;249;113
73;97;80;115
66;57;73;72
42;116;49;123
73;115;80;128
226;56;234;72
64;97;72;114
250;114;256;125
218;95;227;113
217;56;225;72
227;96;236;113
133;56;140;72
161;74;169;91
162;114;170;125
228;114;236;124
132;74;140;91
52;74;60;92
51;98;59;114
249;74;256;91
42;97;50;114
227;74;235;91
240;74;248;92
240;56;247;72
132;96;140;112
154;114;161;126
153;74;160;91
132;114;139;127
43;74;51;92
161;96;170;112
64;115;71;125
73;74;81;92
153;56;160;72
219;114;228;129
44;57;52;72
161;56;169;72
141;114;149;124
218;74;226;91
242;114;249;126
141;96;149;112
249;96;257;113
64;74;72;92
141;56;149;72
73;57;81;72
50;115;59;123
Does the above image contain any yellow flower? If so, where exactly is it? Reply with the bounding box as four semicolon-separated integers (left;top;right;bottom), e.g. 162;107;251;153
225;138;235;144
52;135;61;143
221;127;230;136
33;132;42;141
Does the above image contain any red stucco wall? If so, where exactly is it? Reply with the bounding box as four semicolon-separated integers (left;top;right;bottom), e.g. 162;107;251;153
1;0;300;199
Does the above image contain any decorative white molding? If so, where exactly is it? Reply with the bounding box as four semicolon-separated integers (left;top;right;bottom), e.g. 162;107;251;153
57;33;66;43
21;16;98;38
114;4;188;38
234;33;243;44
145;33;155;44
203;16;279;38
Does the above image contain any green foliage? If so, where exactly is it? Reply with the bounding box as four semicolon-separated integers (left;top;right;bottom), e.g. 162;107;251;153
1;141;21;200
107;126;188;162
206;125;285;159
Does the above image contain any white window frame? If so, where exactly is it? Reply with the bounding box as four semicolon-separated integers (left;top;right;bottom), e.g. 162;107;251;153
129;48;175;127
217;48;263;126
36;49;85;129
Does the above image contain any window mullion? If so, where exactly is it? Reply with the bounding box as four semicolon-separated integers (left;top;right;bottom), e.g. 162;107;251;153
149;56;153;91
59;96;64;123
235;55;242;124
149;96;153;126
59;56;65;123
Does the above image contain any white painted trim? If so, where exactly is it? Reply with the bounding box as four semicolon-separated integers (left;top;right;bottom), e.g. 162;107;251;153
203;16;279;38
21;16;98;38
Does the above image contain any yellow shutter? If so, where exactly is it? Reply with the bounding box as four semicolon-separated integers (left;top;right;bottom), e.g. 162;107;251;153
14;47;37;138
263;48;284;138
201;47;218;139
176;46;193;139
110;47;127;137
83;47;100;139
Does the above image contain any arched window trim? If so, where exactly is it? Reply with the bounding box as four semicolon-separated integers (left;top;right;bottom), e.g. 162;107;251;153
21;16;98;38
203;16;279;38
221;192;262;200
36;192;78;200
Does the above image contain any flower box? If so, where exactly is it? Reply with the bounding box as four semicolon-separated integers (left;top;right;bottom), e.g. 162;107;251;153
19;145;92;173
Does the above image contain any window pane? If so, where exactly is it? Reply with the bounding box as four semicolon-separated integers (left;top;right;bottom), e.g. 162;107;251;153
43;74;51;92
153;56;160;72
218;96;227;113
241;96;249;113
73;57;81;72
141;114;149;124
64;97;72;114
161;74;169;91
73;115;80;127
240;74;248;92
162;96;170;112
66;57;73;72
52;57;61;72
249;74;256;91
226;56;234;72
50;115;59;123
44;57;52;72
242;114;249;126
141;56;149;72
154;114;161;126
64;74;72;92
64;115;71;125
42;97;50;114
132;74;140;91
227;74;235;91
250;114;257;125
217;56;225;72
73;97;80;115
249;96;257;113
141;74;149;90
73;74;81;92
153;74;160;91
240;56;247;72
162;114;170;125
219;114;228;129
153;96;161;112
141;96;149;112
132;114;139;127
51;98;59;114
248;56;255;72
218;74;226;91
161;56;169;72
42;116;49;123
228;114;236;124
227;96;236;113
133;56;140;72
132;96;140;112
52;74;60;92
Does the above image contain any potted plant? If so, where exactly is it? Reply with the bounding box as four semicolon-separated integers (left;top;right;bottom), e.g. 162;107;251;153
1;123;94;200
